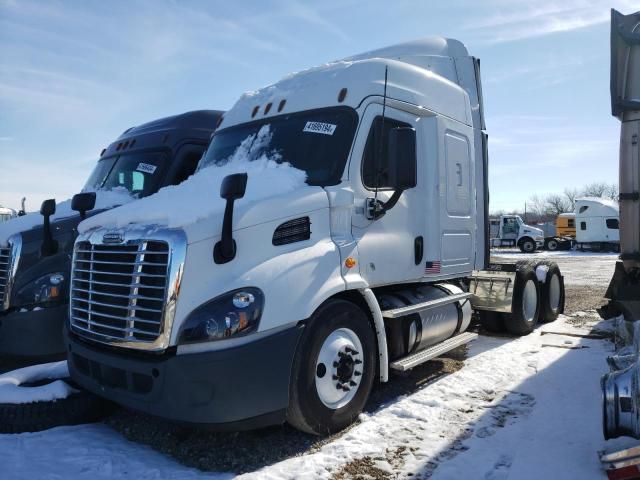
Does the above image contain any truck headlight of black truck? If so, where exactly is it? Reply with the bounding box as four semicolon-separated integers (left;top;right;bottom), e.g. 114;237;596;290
15;272;66;306
177;287;264;344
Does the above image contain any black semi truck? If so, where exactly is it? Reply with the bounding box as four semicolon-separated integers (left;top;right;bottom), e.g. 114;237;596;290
0;110;223;358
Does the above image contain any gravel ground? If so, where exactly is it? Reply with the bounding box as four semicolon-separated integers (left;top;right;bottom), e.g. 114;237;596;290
104;348;467;474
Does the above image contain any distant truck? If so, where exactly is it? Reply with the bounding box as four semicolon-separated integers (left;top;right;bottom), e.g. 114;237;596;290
555;213;576;238
575;197;620;251
0;110;222;358
66;38;565;434
0;207;16;223
489;214;545;253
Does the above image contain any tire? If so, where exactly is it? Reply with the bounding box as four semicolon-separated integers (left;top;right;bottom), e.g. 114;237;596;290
546;239;559;251
478;310;504;333
519;238;536;254
0;381;115;434
287;299;376;435
536;261;564;323
503;265;541;336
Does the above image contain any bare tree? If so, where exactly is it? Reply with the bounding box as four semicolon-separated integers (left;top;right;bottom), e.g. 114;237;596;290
563;187;579;210
546;194;572;215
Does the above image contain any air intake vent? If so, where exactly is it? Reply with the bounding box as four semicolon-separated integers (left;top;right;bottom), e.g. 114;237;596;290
272;217;311;246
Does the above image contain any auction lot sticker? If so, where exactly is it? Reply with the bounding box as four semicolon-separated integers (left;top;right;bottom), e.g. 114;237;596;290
136;163;158;174
303;121;337;135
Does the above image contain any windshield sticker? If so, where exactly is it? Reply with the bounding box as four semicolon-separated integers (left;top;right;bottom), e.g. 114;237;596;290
303;121;337;135
136;163;157;174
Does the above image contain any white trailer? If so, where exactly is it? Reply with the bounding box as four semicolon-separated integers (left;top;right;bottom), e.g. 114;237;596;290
575;197;620;251
65;38;565;434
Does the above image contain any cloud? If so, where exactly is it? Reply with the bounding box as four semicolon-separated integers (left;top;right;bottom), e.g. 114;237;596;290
464;0;637;44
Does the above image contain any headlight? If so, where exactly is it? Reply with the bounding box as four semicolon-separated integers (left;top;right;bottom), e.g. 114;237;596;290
177;288;264;345
15;272;67;307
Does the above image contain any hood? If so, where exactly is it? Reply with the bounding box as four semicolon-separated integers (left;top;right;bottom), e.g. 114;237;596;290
0;188;133;248
522;224;544;237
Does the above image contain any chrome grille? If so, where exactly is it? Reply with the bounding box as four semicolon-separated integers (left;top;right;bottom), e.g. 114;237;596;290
70;240;170;344
0;246;10;308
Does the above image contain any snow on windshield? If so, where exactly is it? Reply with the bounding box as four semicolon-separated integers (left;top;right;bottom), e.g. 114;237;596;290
78;126;308;233
0;188;133;247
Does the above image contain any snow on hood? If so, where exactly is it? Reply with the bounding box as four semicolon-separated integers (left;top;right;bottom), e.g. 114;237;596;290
0;188;134;247
0;360;77;405
79;126;308;234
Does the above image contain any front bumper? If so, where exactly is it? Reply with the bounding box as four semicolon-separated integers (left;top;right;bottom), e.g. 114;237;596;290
67;323;304;429
0;303;67;358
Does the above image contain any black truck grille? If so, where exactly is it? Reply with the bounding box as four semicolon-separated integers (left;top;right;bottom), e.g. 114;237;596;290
0;247;10;309
70;241;169;344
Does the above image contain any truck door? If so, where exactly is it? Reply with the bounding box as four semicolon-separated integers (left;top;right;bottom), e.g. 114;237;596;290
437;118;476;275
350;105;426;286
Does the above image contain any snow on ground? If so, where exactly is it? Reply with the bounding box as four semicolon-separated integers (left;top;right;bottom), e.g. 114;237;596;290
491;248;618;287
0;361;77;404
78;127;307;233
0;251;629;479
0;188;133;247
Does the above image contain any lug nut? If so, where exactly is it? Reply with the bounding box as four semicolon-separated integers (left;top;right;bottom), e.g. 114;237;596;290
333;362;339;368
355;359;362;365
349;381;357;386
336;383;343;390
346;347;359;355
354;371;362;376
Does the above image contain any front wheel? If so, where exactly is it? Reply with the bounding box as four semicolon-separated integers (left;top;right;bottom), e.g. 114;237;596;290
287;299;376;435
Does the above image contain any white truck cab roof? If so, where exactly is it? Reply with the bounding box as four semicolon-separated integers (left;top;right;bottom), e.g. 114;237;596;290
220;37;481;132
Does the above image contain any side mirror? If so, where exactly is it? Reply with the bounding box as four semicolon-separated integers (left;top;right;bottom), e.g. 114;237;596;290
39;199;58;256
214;173;248;264
40;199;56;217
71;192;97;220
387;127;417;191
220;173;248;200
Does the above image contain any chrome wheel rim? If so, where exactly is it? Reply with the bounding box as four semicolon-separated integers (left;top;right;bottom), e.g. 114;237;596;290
549;273;561;313
522;279;537;322
315;328;364;409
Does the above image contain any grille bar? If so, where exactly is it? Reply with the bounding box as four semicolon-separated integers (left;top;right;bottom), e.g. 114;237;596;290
0;246;10;308
70;240;170;344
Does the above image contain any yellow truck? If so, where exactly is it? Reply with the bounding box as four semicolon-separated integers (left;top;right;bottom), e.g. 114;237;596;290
555;213;576;238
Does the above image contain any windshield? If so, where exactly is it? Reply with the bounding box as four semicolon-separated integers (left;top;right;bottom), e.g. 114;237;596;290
84;151;166;198
199;107;357;186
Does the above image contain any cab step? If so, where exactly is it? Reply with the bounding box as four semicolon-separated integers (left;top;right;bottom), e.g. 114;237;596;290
382;292;473;319
390;332;478;371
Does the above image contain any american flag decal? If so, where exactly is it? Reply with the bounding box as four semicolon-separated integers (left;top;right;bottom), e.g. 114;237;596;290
425;260;441;274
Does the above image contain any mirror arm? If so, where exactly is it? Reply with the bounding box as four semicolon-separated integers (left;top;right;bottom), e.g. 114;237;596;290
367;189;404;220
214;199;237;264
41;214;57;256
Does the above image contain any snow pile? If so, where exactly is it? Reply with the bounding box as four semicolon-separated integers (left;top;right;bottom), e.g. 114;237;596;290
0;361;77;405
79;126;308;233
0;188;133;247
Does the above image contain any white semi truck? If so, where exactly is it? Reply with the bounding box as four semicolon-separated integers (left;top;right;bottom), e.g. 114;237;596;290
489;214;545;253
65;38;564;434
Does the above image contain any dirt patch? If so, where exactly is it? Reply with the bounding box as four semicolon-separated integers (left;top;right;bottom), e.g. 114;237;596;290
331;456;392;480
564;285;608;316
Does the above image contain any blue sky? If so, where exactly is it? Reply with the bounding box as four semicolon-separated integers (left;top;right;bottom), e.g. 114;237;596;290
0;0;635;213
